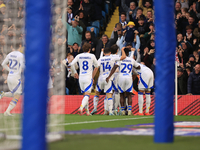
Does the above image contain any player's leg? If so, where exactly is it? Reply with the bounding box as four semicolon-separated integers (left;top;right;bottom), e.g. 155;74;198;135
120;92;125;115
103;96;109;115
104;79;113;115
114;91;120;115
106;93;114;115
90;90;100;115
91;78;102;115
145;89;151;115
144;72;154;115
84;101;90;116
135;89;144;116
4;77;22;116
126;92;132;116
47;76;54;102
78;78;93;115
4;94;21;116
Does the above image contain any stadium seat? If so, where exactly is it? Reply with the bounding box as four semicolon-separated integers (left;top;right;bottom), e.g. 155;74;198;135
90;20;100;29
104;2;109;15
86;26;99;37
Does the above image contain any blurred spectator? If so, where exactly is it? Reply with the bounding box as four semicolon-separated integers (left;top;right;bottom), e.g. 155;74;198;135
66;6;73;24
95;28;118;59
0;71;9;92
177;33;184;46
116;0;138;20
193;50;200;64
145;10;154;27
69;42;80;57
0;4;12;30
132;7;146;27
77;0;94;23
144;23;154;42
80;29;97;54
123;21;136;47
90;0;103;21
193;20;200;40
177;66;188;95
177;0;189;9
138;0;154;17
78;11;88;27
120;12;127;29
141;46;153;68
175;2;182;15
185;54;197;71
54;6;62;22
62;11;83;46
187;63;200;95
121;1;137;22
55;19;65;40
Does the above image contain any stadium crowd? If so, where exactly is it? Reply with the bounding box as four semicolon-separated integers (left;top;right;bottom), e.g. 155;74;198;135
0;0;200;95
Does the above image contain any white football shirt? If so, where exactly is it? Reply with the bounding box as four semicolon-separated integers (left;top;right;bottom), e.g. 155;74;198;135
2;51;24;77
70;52;98;78
117;56;139;77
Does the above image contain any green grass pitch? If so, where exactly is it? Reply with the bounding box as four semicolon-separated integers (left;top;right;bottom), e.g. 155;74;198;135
49;115;200;150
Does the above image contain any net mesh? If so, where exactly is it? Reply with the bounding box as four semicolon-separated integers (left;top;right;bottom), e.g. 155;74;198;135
0;0;66;149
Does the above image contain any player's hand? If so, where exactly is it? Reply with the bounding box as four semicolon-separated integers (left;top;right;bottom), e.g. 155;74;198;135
106;77;109;83
74;73;79;79
92;48;95;51
101;48;104;52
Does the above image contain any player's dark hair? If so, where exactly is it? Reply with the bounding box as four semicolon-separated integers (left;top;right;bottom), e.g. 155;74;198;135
82;42;91;52
104;47;110;54
110;44;118;54
124;48;130;56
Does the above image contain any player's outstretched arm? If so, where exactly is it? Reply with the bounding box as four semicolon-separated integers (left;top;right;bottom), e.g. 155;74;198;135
120;47;126;60
106;64;119;83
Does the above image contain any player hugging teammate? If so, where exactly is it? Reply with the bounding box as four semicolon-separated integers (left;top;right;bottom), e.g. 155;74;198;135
69;43;154;116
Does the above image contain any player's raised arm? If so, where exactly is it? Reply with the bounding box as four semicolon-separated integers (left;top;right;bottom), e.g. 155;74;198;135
1;55;10;72
106;64;119;83
100;48;104;58
129;47;135;58
120;47;126;60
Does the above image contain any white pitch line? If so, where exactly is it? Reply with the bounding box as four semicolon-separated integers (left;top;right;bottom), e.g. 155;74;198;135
49;116;154;127
0;116;154;131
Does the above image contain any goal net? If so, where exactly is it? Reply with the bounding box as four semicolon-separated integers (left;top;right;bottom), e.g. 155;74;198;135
0;0;66;149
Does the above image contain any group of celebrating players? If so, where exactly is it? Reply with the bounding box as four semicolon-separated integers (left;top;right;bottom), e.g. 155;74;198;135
69;42;154;116
0;41;154;116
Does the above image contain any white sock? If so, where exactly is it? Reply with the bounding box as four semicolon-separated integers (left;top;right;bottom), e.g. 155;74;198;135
85;102;89;113
108;98;113;113
104;97;108;111
114;92;120;110
145;93;151;113
4;92;13;97
93;96;99;110
138;92;144;113
112;92;115;110
80;95;89;110
6;100;17;112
